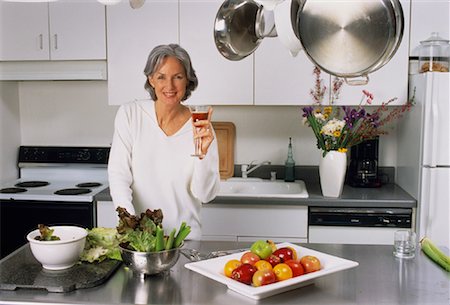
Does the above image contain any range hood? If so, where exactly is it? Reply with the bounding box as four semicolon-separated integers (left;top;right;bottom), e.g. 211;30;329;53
0;60;107;81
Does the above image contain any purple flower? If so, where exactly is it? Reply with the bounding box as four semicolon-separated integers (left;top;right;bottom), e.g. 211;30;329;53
302;106;314;117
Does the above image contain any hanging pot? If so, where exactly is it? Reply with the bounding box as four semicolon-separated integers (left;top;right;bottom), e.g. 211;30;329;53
214;0;264;61
297;0;404;85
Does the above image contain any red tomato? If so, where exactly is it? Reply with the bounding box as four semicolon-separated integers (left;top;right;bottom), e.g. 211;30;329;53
300;255;321;273
231;263;257;285
265;254;281;267
285;259;305;277
252;269;277;287
272;247;294;263
240;251;260;266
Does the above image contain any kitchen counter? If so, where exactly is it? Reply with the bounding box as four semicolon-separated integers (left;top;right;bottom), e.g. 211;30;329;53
96;182;417;208
0;241;448;305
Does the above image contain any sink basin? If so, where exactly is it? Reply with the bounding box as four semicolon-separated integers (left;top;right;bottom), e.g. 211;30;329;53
218;178;309;198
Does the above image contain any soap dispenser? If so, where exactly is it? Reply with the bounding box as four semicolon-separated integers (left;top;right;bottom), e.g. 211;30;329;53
285;137;295;182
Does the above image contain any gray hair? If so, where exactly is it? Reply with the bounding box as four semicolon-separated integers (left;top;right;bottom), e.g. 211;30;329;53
144;44;198;101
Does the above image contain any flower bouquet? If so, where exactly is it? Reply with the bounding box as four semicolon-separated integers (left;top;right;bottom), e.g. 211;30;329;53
302;67;414;157
302;67;414;197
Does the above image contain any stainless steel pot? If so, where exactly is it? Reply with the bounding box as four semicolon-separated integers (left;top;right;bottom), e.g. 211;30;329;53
297;0;404;85
214;0;263;61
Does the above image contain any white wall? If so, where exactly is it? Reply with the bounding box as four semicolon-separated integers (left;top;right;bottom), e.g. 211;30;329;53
16;81;398;167
0;82;21;183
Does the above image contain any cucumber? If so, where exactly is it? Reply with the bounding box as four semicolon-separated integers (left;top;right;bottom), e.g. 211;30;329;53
420;237;450;272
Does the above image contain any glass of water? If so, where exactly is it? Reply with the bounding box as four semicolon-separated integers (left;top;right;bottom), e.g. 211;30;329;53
393;230;417;259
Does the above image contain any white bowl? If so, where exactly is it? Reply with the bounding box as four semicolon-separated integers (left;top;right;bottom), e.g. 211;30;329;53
26;226;88;270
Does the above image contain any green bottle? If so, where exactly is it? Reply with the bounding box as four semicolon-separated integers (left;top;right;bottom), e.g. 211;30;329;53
285;137;295;182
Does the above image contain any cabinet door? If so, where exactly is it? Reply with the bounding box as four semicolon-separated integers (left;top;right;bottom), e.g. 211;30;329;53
49;0;106;60
335;0;410;106
0;2;49;61
107;0;178;105
200;204;308;240
255;38;330;105
179;0;253;105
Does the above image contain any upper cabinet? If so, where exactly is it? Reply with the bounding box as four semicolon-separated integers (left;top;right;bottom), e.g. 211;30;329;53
255;38;330;105
0;1;106;61
106;0;178;105
179;0;253;105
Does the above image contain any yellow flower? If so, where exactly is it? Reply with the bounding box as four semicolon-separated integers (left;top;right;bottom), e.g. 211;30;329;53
324;106;332;115
333;130;341;137
338;148;348;153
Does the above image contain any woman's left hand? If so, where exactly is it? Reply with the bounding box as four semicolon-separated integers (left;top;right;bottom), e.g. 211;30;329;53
193;107;214;159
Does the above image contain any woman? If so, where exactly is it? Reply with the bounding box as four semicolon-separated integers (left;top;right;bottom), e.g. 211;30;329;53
108;44;220;240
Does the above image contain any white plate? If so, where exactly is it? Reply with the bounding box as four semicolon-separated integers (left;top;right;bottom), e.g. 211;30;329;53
185;242;359;300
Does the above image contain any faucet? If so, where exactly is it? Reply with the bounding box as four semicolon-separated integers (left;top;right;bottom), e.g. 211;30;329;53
241;160;271;178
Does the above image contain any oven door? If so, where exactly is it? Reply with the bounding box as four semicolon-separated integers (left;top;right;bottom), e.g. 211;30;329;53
0;200;95;259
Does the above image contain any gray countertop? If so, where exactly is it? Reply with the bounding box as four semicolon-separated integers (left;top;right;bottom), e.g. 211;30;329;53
0;241;448;305
96;182;416;208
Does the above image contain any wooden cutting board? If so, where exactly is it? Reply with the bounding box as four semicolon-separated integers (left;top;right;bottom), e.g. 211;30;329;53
212;122;235;179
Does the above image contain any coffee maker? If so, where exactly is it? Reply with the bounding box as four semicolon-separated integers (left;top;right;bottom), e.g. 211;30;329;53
348;137;381;187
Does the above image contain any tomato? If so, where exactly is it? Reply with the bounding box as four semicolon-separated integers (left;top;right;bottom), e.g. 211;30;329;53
273;247;294;263
300;255;321;273
265;254;281;267
285;259;305;277
240;251;260;266
224;259;242;278
287;246;298;260
231;263;257;285
252;269;277;287
254;260;273;271
272;263;293;281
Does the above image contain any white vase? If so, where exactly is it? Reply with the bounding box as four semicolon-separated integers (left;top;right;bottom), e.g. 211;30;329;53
319;150;347;198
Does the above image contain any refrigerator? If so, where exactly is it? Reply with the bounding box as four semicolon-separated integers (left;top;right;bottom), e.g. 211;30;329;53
397;72;450;249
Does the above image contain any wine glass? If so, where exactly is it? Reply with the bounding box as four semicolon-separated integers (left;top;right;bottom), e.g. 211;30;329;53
189;105;210;158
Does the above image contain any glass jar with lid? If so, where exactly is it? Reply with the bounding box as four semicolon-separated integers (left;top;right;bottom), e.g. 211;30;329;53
419;32;450;73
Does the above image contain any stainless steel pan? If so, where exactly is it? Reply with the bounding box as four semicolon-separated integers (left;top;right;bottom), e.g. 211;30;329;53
214;0;263;61
297;0;404;85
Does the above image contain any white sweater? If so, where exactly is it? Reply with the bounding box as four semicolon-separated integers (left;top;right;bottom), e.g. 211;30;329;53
108;100;220;240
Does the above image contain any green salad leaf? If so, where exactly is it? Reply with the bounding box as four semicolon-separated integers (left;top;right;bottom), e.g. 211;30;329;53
80;227;122;263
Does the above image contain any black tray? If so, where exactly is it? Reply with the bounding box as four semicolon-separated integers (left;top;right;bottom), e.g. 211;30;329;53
0;244;121;292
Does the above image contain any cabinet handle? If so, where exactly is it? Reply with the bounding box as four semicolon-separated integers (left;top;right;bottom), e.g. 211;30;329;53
39;34;43;50
54;34;58;50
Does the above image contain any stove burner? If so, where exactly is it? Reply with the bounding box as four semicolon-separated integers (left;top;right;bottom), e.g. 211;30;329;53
0;187;27;194
76;182;102;188
15;181;50;188
54;188;92;196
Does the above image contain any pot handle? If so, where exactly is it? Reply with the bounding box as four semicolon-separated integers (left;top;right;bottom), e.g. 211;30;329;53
344;75;370;86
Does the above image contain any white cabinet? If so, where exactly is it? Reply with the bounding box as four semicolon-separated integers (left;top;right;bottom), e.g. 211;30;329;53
255;38;330;105
106;0;178;105
96;201;118;228
179;0;253;105
0;1;106;61
200;204;308;243
335;0;411;106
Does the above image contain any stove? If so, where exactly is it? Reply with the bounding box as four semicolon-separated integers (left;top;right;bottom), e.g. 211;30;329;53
0;146;109;202
0;146;110;258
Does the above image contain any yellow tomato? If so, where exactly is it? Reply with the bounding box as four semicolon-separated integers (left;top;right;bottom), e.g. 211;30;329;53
224;259;242;278
254;260;273;271
273;263;293;281
287;246;298;260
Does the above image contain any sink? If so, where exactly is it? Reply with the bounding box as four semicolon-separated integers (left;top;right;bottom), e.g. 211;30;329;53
218;178;309;198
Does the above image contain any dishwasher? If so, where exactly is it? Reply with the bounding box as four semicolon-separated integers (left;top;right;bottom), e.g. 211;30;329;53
308;207;414;245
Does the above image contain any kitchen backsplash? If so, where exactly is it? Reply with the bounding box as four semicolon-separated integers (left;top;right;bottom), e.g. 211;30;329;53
1;80;398;182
